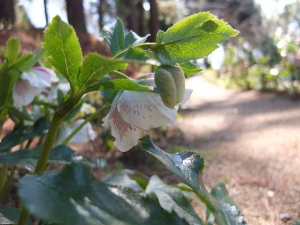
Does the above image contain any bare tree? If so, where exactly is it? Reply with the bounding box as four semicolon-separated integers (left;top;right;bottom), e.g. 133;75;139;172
148;0;159;42
65;0;87;33
0;0;15;29
44;0;49;26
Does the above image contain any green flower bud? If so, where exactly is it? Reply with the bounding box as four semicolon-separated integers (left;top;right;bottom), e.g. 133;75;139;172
155;64;185;109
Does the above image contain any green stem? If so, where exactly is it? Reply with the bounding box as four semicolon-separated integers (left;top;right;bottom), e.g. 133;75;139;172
0;166;16;202
110;70;130;80
112;42;157;59
0;165;8;194
61;104;110;145
18;95;82;225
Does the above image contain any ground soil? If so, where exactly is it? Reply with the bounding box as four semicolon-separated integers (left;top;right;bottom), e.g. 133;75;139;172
173;76;300;225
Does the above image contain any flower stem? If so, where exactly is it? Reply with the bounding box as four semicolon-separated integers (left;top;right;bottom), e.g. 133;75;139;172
61;104;110;145
18;95;82;225
0;165;8;194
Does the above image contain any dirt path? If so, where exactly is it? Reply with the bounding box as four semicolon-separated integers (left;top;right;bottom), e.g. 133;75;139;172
176;76;300;225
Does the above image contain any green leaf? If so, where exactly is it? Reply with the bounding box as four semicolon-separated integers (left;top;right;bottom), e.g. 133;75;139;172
154;12;239;64
102;169;143;192
141;136;227;224
146;176;203;224
0;117;49;153
207;183;246;225
122;48;160;65
0;70;20;123
0;205;31;225
63;99;84;122
124;31;150;49
294;220;300;225
43;16;82;89
79;53;127;87
19;164;189;225
8;107;33;122
101;18;125;56
86;79;152;93
6;38;20;65
179;62;202;77
0;145;92;171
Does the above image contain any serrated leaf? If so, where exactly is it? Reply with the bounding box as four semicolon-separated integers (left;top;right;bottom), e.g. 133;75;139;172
207;183;247;225
79;53;127;87
0;117;49;153
179;62;202;77
43;16;82;89
154;12;239;64
124;31;150;49
122;48;160;65
146;176;203;225
86;79;152;93
101;18;125;56
141;136;227;224
102;169;143;192
19;163;189;225
6;38;20;65
0;205;31;225
0;145;92;171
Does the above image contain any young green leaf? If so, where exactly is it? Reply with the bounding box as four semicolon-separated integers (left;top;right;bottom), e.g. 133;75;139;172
6;38;20;65
86;79;152;93
124;31;150;49
43;16;82;89
79;53;127;87
154;12;239;64
101;18;125;56
179;61;202;77
122;48;160;65
19;164;190;225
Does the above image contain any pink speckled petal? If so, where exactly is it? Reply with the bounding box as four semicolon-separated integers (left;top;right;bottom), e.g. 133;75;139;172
104;102;146;152
117;91;177;130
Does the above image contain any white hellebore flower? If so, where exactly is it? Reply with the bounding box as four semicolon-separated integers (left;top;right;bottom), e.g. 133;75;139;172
57;119;96;144
13;67;58;107
102;74;192;152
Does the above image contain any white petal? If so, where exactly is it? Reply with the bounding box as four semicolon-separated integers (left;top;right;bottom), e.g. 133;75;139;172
102;92;122;127
21;69;52;88
57;120;96;144
46;86;58;102
108;106;146;152
13;80;43;107
58;82;70;94
33;67;59;83
117;91;177;130
71;120;96;143
180;89;193;107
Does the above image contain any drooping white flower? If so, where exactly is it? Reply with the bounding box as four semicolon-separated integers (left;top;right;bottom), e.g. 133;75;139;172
102;74;192;152
13;67;58;107
57;119;96;144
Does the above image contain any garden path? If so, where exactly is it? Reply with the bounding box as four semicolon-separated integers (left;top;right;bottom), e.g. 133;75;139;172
176;75;300;225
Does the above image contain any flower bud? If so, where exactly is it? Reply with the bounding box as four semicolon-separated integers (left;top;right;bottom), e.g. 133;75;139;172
155;65;185;109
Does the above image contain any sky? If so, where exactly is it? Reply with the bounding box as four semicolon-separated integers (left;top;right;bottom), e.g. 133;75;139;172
19;0;297;33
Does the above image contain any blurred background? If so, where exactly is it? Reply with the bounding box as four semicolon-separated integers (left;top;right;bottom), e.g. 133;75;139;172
0;0;300;224
0;0;299;91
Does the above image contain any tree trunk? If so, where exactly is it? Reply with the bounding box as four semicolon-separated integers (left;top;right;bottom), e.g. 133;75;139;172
124;0;137;32
44;0;49;26
0;0;15;28
98;0;105;29
65;0;87;33
137;0;145;36
148;0;159;42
